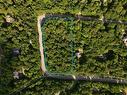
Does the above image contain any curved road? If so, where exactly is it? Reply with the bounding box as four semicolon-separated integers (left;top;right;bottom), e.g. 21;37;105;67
38;13;127;84
8;13;127;95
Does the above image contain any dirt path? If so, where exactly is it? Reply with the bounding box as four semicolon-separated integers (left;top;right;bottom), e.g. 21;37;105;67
37;14;47;72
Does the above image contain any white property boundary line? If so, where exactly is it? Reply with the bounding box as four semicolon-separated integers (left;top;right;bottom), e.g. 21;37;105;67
37;14;47;72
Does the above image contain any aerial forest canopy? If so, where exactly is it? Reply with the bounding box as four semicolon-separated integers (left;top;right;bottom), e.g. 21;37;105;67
44;16;127;78
0;0;127;95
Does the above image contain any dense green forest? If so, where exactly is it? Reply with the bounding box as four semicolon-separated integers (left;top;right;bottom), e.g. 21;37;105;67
1;0;127;95
44;16;127;78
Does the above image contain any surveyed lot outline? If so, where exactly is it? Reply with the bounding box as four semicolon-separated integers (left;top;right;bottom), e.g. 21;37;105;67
37;14;127;84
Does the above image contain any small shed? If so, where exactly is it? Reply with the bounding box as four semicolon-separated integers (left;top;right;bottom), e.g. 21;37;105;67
123;36;127;46
13;71;19;79
76;48;83;59
5;15;14;23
